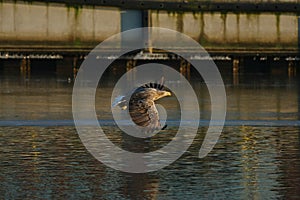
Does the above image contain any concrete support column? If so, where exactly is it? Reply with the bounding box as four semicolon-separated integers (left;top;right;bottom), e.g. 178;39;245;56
232;58;240;86
20;57;31;78
180;59;191;79
126;59;137;71
298;16;300;52
121;10;147;31
288;61;296;77
73;57;79;79
233;58;240;73
121;10;149;50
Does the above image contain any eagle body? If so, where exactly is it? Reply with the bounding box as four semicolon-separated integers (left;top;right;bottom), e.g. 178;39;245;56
113;79;171;131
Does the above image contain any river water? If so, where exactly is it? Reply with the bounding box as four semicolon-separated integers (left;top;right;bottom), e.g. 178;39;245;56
0;58;300;199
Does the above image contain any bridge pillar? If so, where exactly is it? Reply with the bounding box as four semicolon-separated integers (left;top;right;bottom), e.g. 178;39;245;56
180;59;191;79
121;10;149;50
298;17;300;52
121;10;148;31
232;57;242;86
233;58;240;73
121;10;148;72
288;61;296;77
20;57;31;79
126;59;137;71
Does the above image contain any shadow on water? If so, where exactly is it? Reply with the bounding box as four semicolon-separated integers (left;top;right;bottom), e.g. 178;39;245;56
0;57;300;199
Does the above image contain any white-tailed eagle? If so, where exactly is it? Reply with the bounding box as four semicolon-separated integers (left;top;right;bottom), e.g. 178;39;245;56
113;78;171;131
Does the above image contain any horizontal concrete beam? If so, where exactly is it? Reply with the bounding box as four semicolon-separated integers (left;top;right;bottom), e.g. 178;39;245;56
21;0;300;13
0;1;298;55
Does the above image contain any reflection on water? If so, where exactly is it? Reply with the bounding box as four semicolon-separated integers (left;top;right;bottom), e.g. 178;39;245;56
1;59;299;121
0;58;300;198
0;126;300;199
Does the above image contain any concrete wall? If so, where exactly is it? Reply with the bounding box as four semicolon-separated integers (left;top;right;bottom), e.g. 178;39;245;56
0;1;120;44
0;1;298;50
151;11;298;49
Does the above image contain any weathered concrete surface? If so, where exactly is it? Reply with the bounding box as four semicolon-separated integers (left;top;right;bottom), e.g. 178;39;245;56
151;11;298;49
0;1;120;44
20;0;300;13
0;1;298;53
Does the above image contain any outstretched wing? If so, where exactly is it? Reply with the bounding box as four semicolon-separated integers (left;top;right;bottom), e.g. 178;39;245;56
114;77;168;131
129;98;163;130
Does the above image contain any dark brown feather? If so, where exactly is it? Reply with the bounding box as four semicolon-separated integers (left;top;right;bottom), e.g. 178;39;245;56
115;77;169;131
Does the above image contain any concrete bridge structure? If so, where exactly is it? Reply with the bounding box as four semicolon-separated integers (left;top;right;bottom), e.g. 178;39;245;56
0;0;299;56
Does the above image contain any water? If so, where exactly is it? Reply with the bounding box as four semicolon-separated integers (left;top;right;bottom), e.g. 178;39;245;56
1;59;300;199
